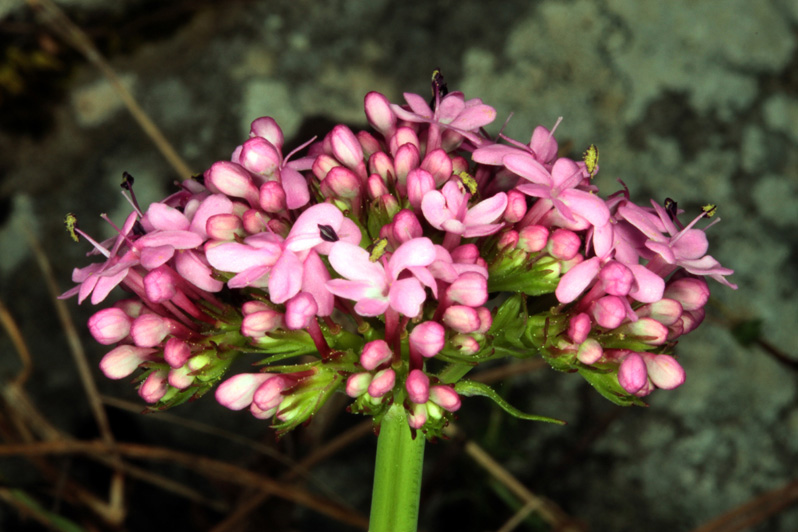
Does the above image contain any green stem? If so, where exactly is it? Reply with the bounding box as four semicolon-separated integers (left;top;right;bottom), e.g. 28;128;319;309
369;403;426;532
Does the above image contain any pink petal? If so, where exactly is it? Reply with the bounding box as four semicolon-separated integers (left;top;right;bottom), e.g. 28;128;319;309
503;153;552;185
175;250;224;292
387;238;436;279
281;167;311;209
555;257;601;304
145;203;189;231
285;203;343;253
464;192;508;226
328;242;385;283
205;241;281;273
389;278;426;317
268;250;303;304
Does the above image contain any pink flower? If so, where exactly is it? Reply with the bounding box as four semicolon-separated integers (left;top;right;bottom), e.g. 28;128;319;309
326;238;436;317
421;180;507;238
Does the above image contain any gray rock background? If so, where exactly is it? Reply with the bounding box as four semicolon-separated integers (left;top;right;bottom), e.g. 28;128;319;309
1;0;796;531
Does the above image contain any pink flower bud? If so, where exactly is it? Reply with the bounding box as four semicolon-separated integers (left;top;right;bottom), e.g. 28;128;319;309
451;334;480;355
636;298;683;326
164;337;191;368
168;365;194;389
204;161;259;207
392;209;423;244
114;299;143;318
476;307;492;334
420;148;453;187
599;261;634;296
409;321;446;358
368;368;396;398
253;375;291;411
311;154;340;181
284;292;318;330
130;313;170;348
518;225;549;253
364;91;396;136
591;296;627;329
361;340;393;370
446;272;488;307
88;308;131;345
618;352;648;394
497;230;519;251
429;385;461;412
405;369;430;404
368;151;395;185
206;213;244;241
215;373;272;410
451;244;479;265
618;317;669;346
568;312;592;344
443;305;481;333
346;372;373;397
548;228;581;260
407;168;436;210
249;117;284;150
577;338;603;365
238;137;281;177
242;209;269;234
664;277;710;311
390;128;420;158
139;370;169;404
642;354;685;390
99;345;156;379
330;125;364;171
367;174;390;199
242;308;283;337
320;166;361;199
143;267;177;303
259;181;287;213
393;142;420;187
357;131;381;158
407;402;428;429
504;190;528;223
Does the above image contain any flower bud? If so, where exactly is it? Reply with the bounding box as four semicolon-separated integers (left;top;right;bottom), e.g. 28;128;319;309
253;375;291;411
407;168;436;210
361;340;393;370
206;213;244;241
242;308;283;337
259;181;287;213
618;352;648;394
617;317;669;346
429;385;461;412
357;131;381;158
164;337;192;368
249;116;284;150
568;312;592;344
215;373;272;410
320;166;361;200
406;369;430;404
204;161;259;207
367;174;390;199
420;148;453;187
591;295;627;329
168;365;194;389
139;370;169;404
88;308;131;345
446;272;488;307
131;313;170;348
451;334;480;355
143;267;177;303
451;244;479;265
577;338;603;365
346;372;373;397
368;151;395;186
496;230;519;251
239;137;281;177
390;128;420;159
504;190;528;223
599;261;634;296
311;153;341;181
664;277;710;311
642;354;685;390
393;142;420;188
409;321;446;358
407;402;428;429
636;298;683;326
330;125;364;171
284;293;318;330
100;345;156;379
392;209;423;244
443;305;481;333
368;368;396;398
548;228;581;260
475;307;492;334
518;225;549;253
364;91;396;136
242;209;269;234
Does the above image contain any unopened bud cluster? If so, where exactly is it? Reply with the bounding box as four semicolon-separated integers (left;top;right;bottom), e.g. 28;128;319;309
63;75;735;437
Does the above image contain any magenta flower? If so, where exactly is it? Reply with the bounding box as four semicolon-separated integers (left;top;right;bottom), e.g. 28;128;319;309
421;180;507;238
326;238;436;317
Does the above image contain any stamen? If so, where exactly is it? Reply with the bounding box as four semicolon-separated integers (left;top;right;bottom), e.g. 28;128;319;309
429;68;448;110
664;198;679;221
318;224;339;242
368;238;388;262
64;213;79;242
121;171;143;215
583;144;599;178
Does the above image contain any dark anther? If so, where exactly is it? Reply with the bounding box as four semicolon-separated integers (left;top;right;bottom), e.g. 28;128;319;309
318;224;339;242
121;171;135;190
429;68;449;109
664;197;678;221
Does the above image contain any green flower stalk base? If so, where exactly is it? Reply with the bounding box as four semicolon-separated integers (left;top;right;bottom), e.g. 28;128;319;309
369;403;426;532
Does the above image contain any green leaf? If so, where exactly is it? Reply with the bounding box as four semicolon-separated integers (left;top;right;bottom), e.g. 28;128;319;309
577;364;648;407
454;380;565;424
7;489;88;532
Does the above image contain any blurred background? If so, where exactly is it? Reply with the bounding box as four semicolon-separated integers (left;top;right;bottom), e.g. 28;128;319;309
1;0;797;530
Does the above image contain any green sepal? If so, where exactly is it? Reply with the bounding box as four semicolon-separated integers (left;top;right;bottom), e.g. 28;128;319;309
250;329;318;357
454;380;565;424
488;254;562;295
489;293;527;348
577;363;648;407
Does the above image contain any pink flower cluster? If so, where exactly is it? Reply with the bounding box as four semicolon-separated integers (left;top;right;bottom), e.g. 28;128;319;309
63;76;734;435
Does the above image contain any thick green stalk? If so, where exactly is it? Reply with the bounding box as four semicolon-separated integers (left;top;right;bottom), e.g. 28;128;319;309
368;403;426;532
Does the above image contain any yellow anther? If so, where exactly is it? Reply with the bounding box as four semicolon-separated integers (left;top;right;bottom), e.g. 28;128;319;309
369;238;388;262
457;171;478;195
702;204;717;218
583;144;599;178
64;213;79;242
